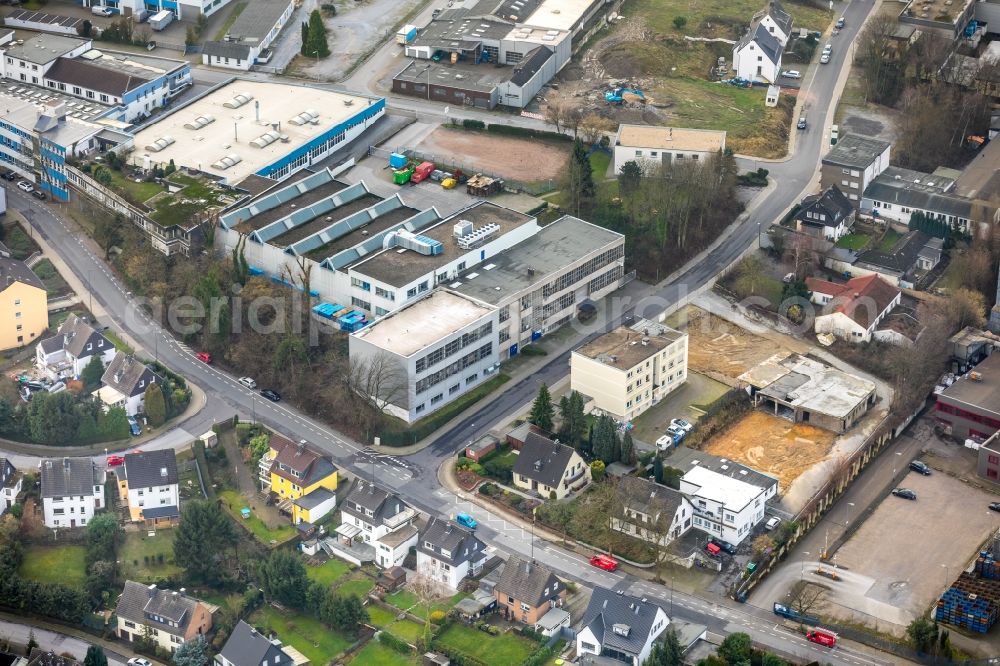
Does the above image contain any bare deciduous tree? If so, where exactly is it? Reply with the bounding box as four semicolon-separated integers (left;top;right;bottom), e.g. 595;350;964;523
579;113;615;146
787;580;827;617
347;352;407;433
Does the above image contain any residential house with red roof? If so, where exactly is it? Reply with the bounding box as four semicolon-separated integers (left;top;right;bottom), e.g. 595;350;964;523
806;274;902;343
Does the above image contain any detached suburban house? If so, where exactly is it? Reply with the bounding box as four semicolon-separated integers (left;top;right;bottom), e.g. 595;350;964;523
114;450;180;526
577;589;669;666
752;0;793;46
259;435;338;526
339;479;419;568
215;620;307;666
807;274;902;343
97;353;161;417
39;457;104;528
610;476;692;549
732;22;782;83
512;432;590;500
794;185;856;241
417;517;488;590
36;314;115;381
0;458;23;515
493;556;565;625
116;581;215;653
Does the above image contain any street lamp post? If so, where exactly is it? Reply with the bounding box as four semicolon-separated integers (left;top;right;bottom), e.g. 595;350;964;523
800;551;810;580
757;221;761;247
313;50;319;65
892;451;903;477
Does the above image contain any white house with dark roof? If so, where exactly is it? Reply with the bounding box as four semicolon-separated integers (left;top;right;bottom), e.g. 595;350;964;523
679;460;776;545
36;314;116;381
752;0;793;46
39;457;104;528
610;476;692;548
417;517;489;590
97;353;162;416
733;22;782;83
511;431;590;500
115;450;180;526
115;581;215;653
0;458;23;515
794;185;857;241
577;589;669;666
339;479;419;568
215;620;304;666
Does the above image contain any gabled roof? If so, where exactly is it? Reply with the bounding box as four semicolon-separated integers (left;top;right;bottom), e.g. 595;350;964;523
0;255;44;293
753;0;792;36
123;449;178;489
495;556;561;608
220;620;292;666
341;479;412;526
418;517;487;566
115;581;202;637
856;230;931;275
268;437;337;487
512;432;576;488
509;46;554;87
615;476;686;522
795;185;854;229
581;588;665;657
808;274;901;329
45;57;149;98
28;650;80;666
0;458;17;489
49;313;113;360
736;23;781;65
39;457;103;498
202;41;253;60
101;353;160;398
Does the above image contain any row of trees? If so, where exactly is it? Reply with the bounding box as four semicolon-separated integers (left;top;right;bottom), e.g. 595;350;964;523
528;385;635;465
0;391;130;445
301;10;330;58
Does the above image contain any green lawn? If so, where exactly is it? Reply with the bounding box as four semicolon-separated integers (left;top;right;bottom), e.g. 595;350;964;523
624;0;833;37
218;489;297;545
434;624;537;665
150;174;231;229
386;589;468;620
214;1;248;40
252;606;352;665
31;259;72;297
336;577;375;599
835;233;870;250
367;603;401;627
308;558;353;587
349;641;421;666
876;228;904;252
590;151;612;180
384;619;426;644
102;329;134;354
3;223;40;260
107;169;165;206
20;544;87;587
120;529;183;582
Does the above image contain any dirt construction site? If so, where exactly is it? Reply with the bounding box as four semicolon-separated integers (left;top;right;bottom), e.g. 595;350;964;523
413;127;570;182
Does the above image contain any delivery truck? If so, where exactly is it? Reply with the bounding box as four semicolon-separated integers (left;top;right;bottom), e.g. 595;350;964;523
805;628;837;648
396;24;417;44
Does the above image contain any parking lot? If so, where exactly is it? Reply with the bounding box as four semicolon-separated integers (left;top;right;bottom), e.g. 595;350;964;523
828;469;1000;625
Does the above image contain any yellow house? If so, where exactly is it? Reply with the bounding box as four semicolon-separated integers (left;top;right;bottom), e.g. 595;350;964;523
262;435;338;525
0;255;48;352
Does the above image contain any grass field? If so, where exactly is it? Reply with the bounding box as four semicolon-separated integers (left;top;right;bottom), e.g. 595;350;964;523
20;544;87;587
336;577;375;599
214;1;247;40
218;489;297;545
349;641;421;666
308;558;353;587
252;605;352;664
107;169;165;206
367;604;400;627
2;223;40;261
433;624;537;666
150;174;231;229
31;259;72;297
120;529;183;582
835;233;871;250
624;0;833;38
876;228;904;252
102;329;135;354
386;589;469;620
383;618;425;644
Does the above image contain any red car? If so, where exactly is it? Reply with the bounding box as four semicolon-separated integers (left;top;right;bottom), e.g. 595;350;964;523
196;351;212;364
589;554;619;572
706;542;722;556
106;455;125;466
806;629;837;648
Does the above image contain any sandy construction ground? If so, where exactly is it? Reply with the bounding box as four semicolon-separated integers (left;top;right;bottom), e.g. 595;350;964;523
415;127;569;182
703;412;837;491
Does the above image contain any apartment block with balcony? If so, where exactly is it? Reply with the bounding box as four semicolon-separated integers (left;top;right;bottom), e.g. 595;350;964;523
260;435;338;525
417;517;488;590
339;479;419;568
40;457;105;528
571;322;688;422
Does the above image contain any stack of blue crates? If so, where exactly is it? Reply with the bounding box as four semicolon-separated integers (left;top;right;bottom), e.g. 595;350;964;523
936;587;997;633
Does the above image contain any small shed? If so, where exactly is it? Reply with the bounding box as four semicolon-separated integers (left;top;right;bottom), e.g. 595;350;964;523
198;431;218;448
506;422;542;451
765;85;780;107
465;434;499;461
534;607;571;636
377;566;407;593
423;654;450;666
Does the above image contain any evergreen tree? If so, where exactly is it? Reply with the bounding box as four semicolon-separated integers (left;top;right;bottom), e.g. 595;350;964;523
643;630;683;666
565;139;596;215
653;455;665;484
84;646;107;666
620;431;635;465
300;22;309;56
144;383;167;427
528;383;555;432
81;355;106;392
593;415;617;464
174;500;235;584
303;10;330;58
619;160;642;196
259;549;309;608
172;634;209;666
718;633;753;665
558;390;587;447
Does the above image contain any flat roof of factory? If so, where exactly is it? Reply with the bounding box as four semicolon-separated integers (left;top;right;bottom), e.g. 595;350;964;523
129;79;377;182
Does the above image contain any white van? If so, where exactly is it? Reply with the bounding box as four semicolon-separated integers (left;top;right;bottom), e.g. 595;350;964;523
92;6;115;16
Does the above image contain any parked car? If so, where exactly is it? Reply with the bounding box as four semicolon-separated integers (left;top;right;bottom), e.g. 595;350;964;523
655;435;673;451
1;170;16;181
909;460;931;475
711;537;738;555
106;455;125;466
780;69;801;79
260;388;281;402
455;512;477;529
670;418;693;433
797;116;807;130
589;554;619;572
836;16;845;28
196;351;212;363
17;181;33;193
892;488;917;500
765;516;781;530
128;659;152;666
990;502;1000;512
127;417;141;437
92;5;114;15
31;189;46;200
666;423;686;441
706;542;722;557
238;376;257;389
823;43;832;53
432;8;441;17
806;629;837;648
820;53;831;64
47;381;66;393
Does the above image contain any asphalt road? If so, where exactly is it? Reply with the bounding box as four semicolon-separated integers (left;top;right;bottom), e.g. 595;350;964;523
0;617;130;666
2;1;886;661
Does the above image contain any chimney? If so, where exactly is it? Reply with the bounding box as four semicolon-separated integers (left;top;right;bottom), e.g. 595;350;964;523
147;583;157;597
602;599;608;609
172;591;178;600
63;457;70;470
180;588;186;595
297;439;306;455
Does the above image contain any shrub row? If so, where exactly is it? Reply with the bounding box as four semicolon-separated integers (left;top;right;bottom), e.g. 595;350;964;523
378;630;413;654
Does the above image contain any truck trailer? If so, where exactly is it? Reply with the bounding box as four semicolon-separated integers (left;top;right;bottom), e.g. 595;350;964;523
149;10;174;31
396;24;417;44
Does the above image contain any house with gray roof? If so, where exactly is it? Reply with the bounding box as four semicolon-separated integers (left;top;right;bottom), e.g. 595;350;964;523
493;556;565;624
339;479;419;568
216;620;301;666
115;450;180;526
862;165;988;236
752;0;793;46
201;0;295;70
116;581;216;654
610;476;692;549
512;432;590;500
39;457;104;528
577;588;669;666
417;517;489;590
821;134;892;205
0;458;23;516
97;352;162;416
733;22;782;83
794;185;856;241
36;314;116;381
